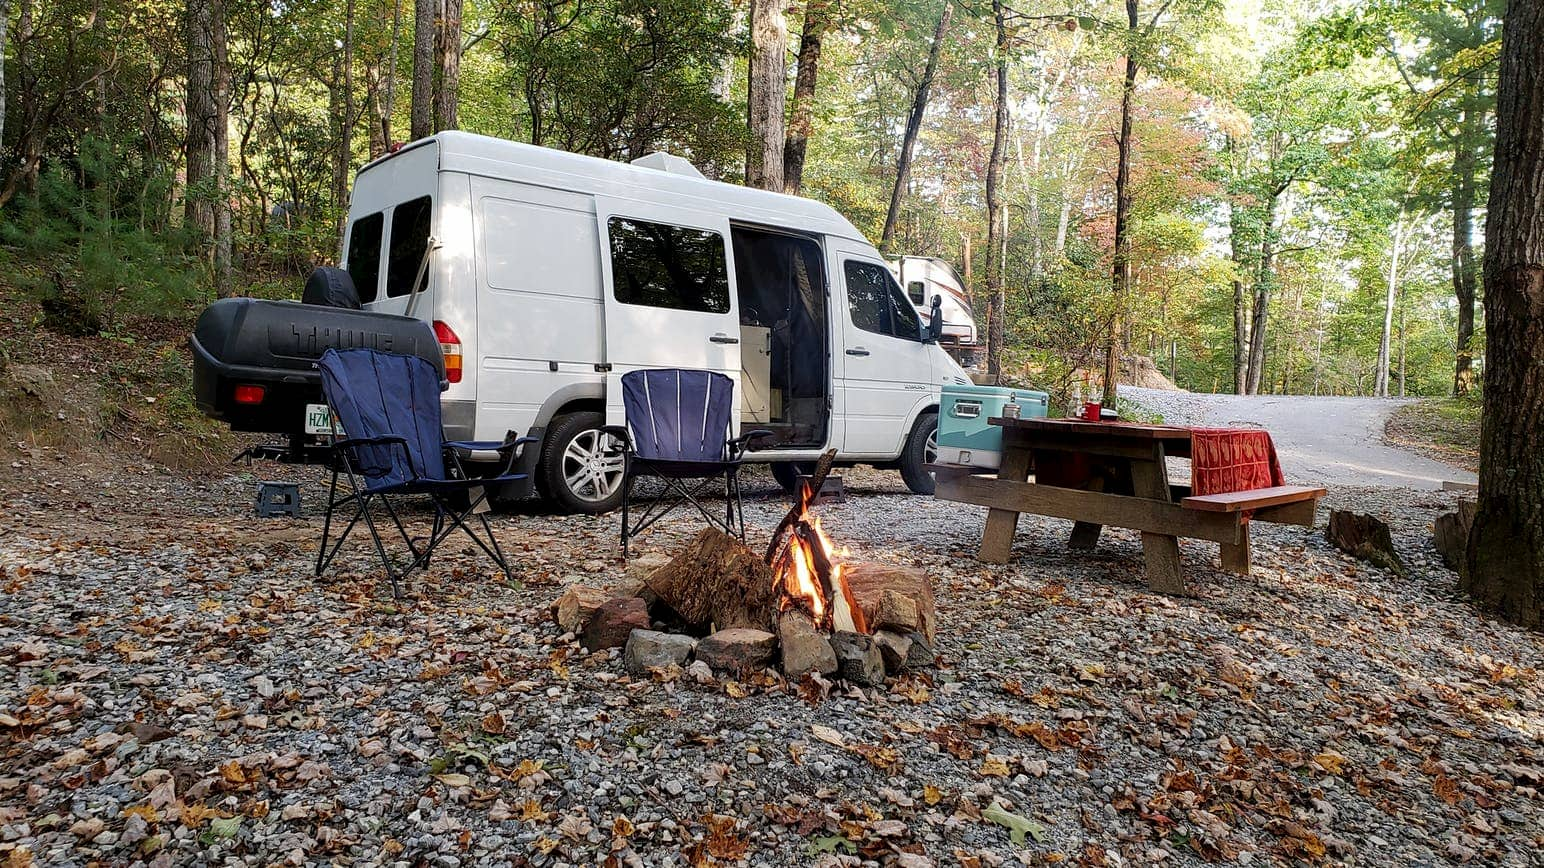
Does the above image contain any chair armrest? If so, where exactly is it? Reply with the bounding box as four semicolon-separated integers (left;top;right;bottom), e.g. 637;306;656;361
332;435;409;452
727;429;775;459
444;436;539;478
330;436;412;480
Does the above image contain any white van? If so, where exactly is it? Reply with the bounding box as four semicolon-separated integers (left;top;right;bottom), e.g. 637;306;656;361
338;132;970;512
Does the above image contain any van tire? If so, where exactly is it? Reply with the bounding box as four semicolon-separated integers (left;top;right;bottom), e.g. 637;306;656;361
769;461;815;494
537;411;628;514
899;412;938;495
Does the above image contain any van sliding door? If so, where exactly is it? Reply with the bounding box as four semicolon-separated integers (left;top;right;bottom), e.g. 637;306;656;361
594;198;741;430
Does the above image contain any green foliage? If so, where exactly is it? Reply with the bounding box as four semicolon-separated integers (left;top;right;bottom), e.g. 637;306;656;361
0;139;205;332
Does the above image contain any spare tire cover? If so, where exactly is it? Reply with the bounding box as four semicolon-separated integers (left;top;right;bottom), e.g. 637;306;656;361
302;266;361;309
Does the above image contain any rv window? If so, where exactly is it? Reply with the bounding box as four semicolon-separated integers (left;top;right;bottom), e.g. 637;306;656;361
608;218;730;313
345;213;383;304
907;280;926;305
385;196;432;298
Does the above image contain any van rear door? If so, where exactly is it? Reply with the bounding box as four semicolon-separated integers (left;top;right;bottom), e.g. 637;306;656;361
595;198;741;429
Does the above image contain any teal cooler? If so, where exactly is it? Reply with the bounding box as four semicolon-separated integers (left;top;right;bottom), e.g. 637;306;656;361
936;384;1050;470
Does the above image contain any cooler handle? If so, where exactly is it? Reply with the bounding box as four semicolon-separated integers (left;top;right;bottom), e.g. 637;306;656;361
951;401;981;419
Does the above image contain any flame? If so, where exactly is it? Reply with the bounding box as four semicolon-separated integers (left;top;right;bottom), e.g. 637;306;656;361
772;488;867;633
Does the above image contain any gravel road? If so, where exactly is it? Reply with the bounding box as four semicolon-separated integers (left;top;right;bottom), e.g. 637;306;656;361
1121;388;1476;490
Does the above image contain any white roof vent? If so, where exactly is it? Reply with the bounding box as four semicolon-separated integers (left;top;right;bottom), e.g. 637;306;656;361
630;152;706;179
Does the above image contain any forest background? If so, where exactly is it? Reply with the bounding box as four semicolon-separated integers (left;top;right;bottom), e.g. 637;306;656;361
0;0;1502;404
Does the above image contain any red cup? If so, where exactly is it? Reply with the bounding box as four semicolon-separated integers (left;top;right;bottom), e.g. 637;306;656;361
1082;401;1102;421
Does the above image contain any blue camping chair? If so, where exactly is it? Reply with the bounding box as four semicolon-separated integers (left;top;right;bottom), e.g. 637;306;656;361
314;348;535;595
605;369;771;556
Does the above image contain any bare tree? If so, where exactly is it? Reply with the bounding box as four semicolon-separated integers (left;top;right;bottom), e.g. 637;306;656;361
880;1;952;254
410;0;434;139
434;0;461;130
783;0;830;195
1464;0;1544;628
186;0;232;296
984;0;1008;378
746;0;787;192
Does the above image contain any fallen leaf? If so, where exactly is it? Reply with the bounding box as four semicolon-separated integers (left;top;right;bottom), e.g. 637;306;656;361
978;756;1012;778
810;724;845;747
983;800;1047;845
434;773;472;788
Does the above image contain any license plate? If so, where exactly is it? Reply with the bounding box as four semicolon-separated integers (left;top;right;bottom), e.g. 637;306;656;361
304;403;343;435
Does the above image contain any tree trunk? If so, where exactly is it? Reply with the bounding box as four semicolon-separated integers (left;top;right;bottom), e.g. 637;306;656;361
1104;0;1139;403
1451;118;1480;397
381;0;403;148
0;0;8;154
1228;192;1250;394
783;0;829;195
1464;0;1544;629
186;0;231;296
880;1;951;254
745;0;787;192
983;0;1009;379
1375;211;1405;398
1247;189;1284;395
410;0;434;139
434;0;461;131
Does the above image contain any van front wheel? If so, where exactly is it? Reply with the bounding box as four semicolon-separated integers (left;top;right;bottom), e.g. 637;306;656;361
899;412;939;495
538;411;628;514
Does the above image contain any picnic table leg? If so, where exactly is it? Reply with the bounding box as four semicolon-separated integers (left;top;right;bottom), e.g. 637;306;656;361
1220;528;1251;575
1128;446;1189;595
978;437;1032;564
1069;521;1102;550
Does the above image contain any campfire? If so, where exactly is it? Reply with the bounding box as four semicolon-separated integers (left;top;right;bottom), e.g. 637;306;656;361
767;464;867;635
550;451;936;686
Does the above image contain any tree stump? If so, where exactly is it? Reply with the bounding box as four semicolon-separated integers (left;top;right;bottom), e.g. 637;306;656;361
1327;510;1406;577
646;528;777;633
1434;500;1477;573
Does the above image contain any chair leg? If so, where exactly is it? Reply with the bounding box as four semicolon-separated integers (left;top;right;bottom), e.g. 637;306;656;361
315;469;340;576
621;473;634;558
356;493;405;598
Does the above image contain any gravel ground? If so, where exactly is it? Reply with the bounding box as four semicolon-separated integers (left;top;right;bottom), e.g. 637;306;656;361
1120;388;1477;491
1;453;1540;867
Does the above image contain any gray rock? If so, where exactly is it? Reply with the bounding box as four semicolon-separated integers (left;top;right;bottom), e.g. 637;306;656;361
829;631;884;686
904;631;935;668
778;613;836;677
873;630;913;673
623;629;695;676
695;627;777;671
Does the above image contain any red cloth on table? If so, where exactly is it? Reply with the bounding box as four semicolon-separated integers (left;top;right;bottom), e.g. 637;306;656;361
1188;427;1284;496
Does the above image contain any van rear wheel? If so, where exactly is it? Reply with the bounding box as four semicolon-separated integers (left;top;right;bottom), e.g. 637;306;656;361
899;412;939;495
538;411;628;514
769;461;815;494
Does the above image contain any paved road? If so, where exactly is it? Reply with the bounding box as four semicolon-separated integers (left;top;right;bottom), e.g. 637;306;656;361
1122;387;1477;490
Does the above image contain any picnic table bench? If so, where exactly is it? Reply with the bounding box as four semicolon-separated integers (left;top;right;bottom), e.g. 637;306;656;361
929;416;1325;595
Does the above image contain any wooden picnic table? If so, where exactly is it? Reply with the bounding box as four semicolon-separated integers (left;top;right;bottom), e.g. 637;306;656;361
930;416;1324;595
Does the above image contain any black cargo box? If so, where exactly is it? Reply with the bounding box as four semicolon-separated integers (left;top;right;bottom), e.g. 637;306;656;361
191;298;444;434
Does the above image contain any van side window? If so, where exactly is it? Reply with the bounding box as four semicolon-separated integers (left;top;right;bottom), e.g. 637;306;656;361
845;261;891;335
385;196;432;298
608;218;730;314
907;280;926;305
846;260;920;340
345;213;383;304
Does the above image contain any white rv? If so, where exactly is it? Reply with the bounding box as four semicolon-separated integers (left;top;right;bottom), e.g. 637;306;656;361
337;132;969;512
889;255;981;371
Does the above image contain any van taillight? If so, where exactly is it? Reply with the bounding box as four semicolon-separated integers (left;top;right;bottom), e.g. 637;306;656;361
233;384;265;405
433;320;463;384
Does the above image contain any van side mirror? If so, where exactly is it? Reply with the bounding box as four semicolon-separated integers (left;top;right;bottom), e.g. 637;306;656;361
924;295;944;344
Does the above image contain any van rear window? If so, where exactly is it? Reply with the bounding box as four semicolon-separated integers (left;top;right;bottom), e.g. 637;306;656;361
607;218;730;314
345;213;383;304
386;196;432;298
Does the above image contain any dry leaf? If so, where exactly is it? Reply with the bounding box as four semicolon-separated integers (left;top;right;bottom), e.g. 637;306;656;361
810;724;845;747
978;756;1012;778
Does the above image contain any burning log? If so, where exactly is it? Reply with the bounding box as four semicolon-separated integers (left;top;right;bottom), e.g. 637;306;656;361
765;449;869;634
645;528;778;633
